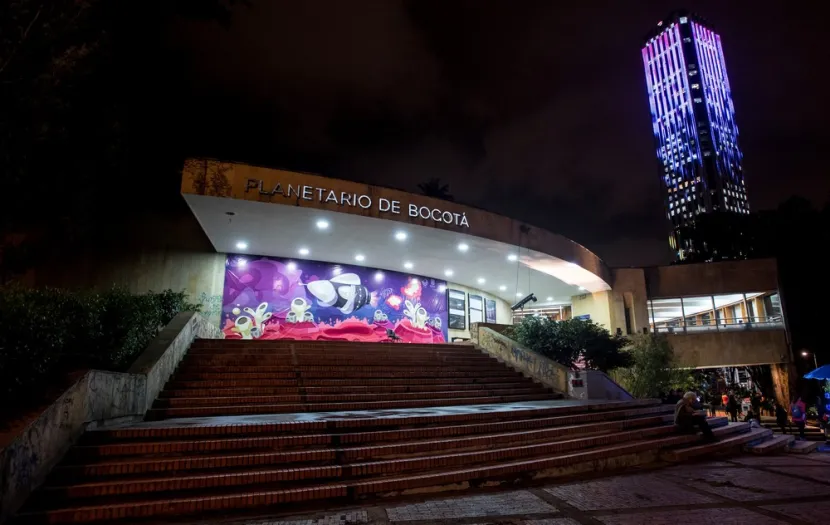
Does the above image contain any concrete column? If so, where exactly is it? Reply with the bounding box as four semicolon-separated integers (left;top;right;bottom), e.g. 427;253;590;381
771;362;797;409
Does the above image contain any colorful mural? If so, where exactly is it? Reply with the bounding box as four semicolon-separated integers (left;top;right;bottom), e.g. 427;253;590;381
222;255;448;343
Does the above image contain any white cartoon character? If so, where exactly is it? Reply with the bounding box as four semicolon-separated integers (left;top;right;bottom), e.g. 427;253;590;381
403;300;429;329
243;302;272;329
232;315;254;339
287;297;311;323
305;273;378;315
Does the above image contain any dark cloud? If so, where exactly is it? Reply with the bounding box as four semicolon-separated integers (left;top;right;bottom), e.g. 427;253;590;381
166;0;830;266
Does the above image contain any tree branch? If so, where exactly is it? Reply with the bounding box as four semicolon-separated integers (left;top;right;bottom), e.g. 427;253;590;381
0;4;44;76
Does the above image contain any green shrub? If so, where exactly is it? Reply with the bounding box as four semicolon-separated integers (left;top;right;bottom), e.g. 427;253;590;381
611;333;691;398
509;316;630;371
0;286;200;407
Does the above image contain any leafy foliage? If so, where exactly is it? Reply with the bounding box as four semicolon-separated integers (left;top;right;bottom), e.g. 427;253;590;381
0;1;246;282
507;316;630;371
417;178;454;201
0;287;200;407
612;333;692;398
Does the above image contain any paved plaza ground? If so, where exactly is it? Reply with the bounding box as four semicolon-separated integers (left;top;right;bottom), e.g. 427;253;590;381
219;452;830;525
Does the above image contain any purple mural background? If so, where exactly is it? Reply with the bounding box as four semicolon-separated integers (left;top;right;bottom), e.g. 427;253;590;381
222;254;448;343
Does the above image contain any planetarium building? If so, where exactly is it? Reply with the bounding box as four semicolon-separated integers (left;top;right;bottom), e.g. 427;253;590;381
160;159;785;371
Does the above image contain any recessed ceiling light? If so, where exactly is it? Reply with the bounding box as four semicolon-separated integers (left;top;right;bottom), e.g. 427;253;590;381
298;247;310;256
547;296;553;301
457;243;469;252
445;269;454;277
578;286;587;291
507;254;518;262
374;271;384;282
394;231;407;241
286;262;297;271
316;219;329;230
516;292;523;297
499;285;507;291
237;258;247;268
236;241;248;250
403;261;414;270
355;254;365;262
477;277;486;284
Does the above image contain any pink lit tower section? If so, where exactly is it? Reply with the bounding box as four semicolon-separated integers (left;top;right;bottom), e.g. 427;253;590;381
642;11;749;260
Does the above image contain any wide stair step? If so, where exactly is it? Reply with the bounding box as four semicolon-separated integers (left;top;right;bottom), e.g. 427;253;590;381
660;423;767;462
13;339;755;524
744;433;794;454
17;400;734;523
786;439;821;454
148;340;561;420
761;422;825;441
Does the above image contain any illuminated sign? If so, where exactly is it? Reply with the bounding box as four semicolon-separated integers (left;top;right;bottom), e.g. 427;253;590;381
244;178;470;228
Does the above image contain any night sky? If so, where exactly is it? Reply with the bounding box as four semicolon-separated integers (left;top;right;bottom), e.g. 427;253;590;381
165;0;829;267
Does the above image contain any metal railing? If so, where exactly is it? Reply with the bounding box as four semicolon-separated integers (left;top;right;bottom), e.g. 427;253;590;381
652;316;784;334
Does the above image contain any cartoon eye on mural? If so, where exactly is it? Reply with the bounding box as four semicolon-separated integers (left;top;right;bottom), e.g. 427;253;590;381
222;255;448;343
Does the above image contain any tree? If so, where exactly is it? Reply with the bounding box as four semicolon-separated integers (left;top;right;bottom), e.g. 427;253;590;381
612;333;691;398
417;178;454;201
0;1;248;281
509;316;630;372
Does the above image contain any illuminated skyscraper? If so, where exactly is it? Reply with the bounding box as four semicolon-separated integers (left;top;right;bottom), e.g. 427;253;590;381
642;11;750;261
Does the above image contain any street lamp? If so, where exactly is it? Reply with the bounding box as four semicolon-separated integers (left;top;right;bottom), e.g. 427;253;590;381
801;350;818;369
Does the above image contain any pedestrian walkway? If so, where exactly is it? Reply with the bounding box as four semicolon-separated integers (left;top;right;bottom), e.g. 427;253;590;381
224;453;830;525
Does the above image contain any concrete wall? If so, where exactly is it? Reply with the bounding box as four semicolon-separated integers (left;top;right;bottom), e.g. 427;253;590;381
643;258;779;298
611;268;650;334
447;282;512;341
32;211;226;327
571;291;614;331
0;312;221;523
183;159;613;288
475;327;569;394
667;329;789;368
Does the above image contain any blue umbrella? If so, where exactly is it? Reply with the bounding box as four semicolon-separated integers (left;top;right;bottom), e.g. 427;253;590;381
804;364;830;380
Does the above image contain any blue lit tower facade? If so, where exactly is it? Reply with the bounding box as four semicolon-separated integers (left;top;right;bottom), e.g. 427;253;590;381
642;12;749;261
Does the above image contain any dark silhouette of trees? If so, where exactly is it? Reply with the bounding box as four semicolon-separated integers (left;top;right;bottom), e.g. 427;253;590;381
417;178;454;201
0;1;248;282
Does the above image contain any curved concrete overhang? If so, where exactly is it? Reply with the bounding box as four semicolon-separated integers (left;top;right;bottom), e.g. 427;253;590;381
181;159;612;307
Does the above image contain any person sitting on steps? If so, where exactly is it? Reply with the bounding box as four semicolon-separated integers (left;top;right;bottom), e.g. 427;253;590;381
676;391;718;442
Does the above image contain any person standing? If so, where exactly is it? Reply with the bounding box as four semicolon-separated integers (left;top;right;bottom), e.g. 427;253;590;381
775;403;789;434
791;396;807;440
727;391;739;423
751;393;761;418
709;392;719;417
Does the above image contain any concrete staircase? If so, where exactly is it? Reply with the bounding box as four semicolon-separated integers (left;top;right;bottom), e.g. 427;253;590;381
760;420;825;441
14;340;759;524
147;340;561;419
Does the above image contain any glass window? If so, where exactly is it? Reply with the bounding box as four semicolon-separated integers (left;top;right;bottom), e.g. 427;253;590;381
744;292;783;325
682;296;717;332
713;293;748;328
649;298;684;333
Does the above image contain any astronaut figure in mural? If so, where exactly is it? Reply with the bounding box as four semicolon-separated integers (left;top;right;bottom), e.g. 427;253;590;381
305;273;379;315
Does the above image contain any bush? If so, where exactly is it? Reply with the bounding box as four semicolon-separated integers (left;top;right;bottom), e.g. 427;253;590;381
0;286;200;407
509;316;630;371
612;333;691;398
